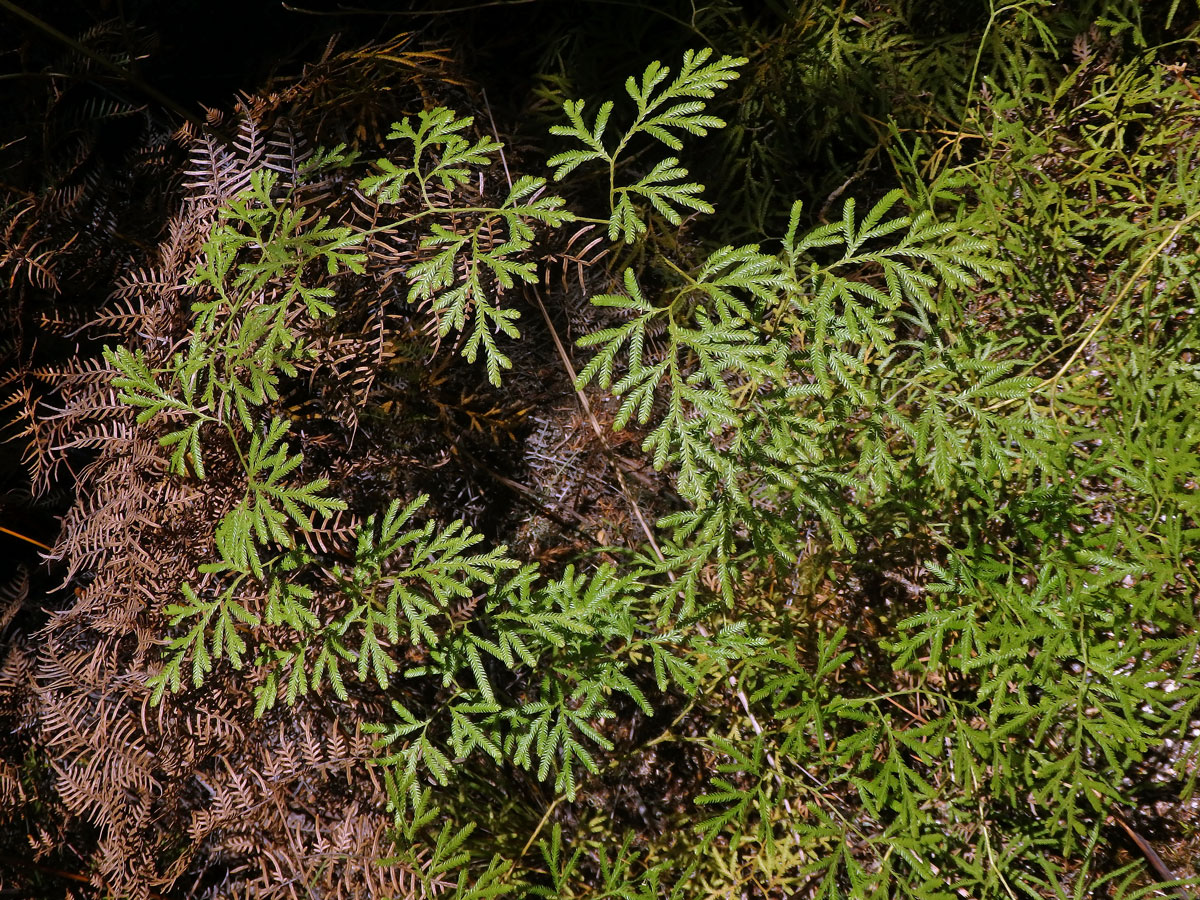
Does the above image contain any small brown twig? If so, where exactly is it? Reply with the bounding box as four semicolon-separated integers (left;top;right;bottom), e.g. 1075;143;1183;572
0;525;52;553
476;87;664;560
1110;808;1192;900
0;851;172;899
526;284;664;560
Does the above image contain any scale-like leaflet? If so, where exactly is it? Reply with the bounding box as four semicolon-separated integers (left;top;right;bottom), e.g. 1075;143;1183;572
147;418;344;705
254;496;519;712
907;345;1045;491
405;177;572;385
105;345;212;477
158;487;510;716
549;49;746;242
782;192;1002;395
748;629;852;759
534;825;666;900
576;249;783;505
147;580;260;703
211;417;346;579
360;564;673;800
573;192;1004;530
107;161;368;480
610;157;711;243
694;734;771;848
360;109;502;202
380;771;518;900
189;169;366;431
364;112;572;385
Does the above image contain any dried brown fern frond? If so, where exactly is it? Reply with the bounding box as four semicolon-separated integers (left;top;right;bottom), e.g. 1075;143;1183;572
0;568;29;637
1;380;58;497
0;16;676;894
183;129;261;208
3;40;499;899
263;33;464;149
0;633;41;831
0;198;62;293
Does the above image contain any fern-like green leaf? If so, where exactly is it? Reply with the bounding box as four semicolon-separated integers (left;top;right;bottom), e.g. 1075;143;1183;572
362;108;503;202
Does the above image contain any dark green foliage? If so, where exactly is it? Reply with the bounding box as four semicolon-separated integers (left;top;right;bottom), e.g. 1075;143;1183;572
9;2;1200;898
112;29;1200;894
